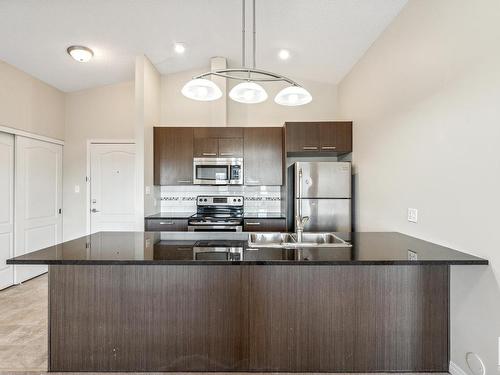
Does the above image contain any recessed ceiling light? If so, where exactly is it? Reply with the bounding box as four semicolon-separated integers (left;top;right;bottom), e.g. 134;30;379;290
174;43;186;54
67;45;94;62
278;49;290;60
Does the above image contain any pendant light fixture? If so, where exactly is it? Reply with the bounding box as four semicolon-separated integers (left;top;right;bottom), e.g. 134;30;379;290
182;0;312;106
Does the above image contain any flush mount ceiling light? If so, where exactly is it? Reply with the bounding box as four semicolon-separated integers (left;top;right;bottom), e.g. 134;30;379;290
182;0;312;106
67;45;94;62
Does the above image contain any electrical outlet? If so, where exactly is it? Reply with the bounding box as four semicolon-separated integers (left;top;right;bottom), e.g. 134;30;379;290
408;250;418;261
408;208;418;223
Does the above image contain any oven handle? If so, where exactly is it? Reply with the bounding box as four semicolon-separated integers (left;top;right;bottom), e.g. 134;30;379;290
188;225;242;232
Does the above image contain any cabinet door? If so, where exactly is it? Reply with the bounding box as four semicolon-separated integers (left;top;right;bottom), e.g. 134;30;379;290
219;138;243;157
244;218;286;232
194;127;243;138
319;122;352;153
154;127;194;185
145;219;188;232
285;122;320;153
244;127;283;186
193;137;219;157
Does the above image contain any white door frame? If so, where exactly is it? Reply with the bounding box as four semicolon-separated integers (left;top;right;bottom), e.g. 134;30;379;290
86;139;136;235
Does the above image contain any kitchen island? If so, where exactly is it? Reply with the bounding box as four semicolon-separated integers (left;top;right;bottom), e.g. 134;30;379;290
8;231;487;372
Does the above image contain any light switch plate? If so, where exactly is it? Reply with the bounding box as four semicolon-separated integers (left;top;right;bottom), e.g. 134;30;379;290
145;186;151;195
74;185;80;193
408;208;418;223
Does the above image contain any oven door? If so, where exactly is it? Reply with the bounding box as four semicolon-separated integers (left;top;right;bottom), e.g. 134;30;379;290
193;158;243;185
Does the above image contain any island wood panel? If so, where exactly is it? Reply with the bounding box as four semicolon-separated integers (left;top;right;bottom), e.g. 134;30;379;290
245;265;448;372
49;264;449;372
49;265;246;372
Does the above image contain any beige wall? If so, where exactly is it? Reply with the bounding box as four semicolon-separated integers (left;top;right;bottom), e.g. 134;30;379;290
338;0;500;372
0;60;65;140
135;55;161;219
160;67;338;126
63;81;135;240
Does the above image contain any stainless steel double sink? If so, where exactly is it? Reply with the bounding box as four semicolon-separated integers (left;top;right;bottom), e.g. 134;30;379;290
248;232;352;248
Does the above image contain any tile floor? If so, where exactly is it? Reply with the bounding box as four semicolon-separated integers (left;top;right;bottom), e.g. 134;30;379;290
0;275;449;375
0;274;47;372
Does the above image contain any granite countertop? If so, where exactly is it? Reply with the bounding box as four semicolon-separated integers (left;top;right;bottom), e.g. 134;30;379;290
7;231;488;266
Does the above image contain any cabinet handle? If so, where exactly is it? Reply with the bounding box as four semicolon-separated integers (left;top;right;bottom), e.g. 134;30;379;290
303;146;318;150
202;153;217;156
220;153;234;156
177;180;192;183
322;146;336;150
246;222;261;225
159;221;174;225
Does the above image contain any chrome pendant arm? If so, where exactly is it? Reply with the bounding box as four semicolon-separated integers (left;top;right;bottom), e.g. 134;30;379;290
193;68;300;87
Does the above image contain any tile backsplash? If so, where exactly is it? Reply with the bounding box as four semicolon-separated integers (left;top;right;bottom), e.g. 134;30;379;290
160;185;281;214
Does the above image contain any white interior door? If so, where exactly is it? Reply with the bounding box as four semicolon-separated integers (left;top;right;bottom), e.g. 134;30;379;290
90;143;136;233
15;136;63;283
0;132;14;289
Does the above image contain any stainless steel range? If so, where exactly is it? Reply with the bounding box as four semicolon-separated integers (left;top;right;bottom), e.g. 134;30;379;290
188;195;244;232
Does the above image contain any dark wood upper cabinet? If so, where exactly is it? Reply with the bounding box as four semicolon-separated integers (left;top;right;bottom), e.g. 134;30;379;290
244;127;283;186
154;127;193;185
193;127;244;157
319;122;352;153
193;137;219;157
285;122;352;155
194;127;243;139
219;138;243;157
285;122;320;153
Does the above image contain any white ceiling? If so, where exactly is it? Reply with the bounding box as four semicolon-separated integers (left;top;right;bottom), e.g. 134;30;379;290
0;0;408;92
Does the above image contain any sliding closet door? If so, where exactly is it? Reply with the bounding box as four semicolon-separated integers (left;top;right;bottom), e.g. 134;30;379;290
15;136;63;283
0;132;14;289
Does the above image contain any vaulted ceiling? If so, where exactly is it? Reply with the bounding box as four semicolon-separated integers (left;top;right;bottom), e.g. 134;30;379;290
0;0;407;92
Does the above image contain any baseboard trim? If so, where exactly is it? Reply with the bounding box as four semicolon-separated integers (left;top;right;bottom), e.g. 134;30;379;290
450;360;468;375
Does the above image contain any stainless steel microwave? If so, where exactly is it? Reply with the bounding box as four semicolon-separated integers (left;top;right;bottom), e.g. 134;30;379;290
193;157;243;185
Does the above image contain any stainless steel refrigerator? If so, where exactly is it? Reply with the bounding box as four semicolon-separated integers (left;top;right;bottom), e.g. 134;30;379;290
287;162;352;232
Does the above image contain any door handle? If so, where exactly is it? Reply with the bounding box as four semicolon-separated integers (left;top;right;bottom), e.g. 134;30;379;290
220;153;234;156
202;153;217;156
159;221;174;225
303;146;318;150
321;146;336;150
245;222;261;225
91;208;100;213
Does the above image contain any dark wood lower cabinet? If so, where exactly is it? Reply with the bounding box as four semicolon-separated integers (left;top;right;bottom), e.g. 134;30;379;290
144;218;188;231
243;218;286;232
49;265;449;372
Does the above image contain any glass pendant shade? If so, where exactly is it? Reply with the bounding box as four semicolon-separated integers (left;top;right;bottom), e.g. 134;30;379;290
229;82;268;104
181;78;222;101
274;86;312;106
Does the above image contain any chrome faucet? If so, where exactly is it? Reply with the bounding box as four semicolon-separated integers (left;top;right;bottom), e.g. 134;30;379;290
295;215;309;243
295;168;309;243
